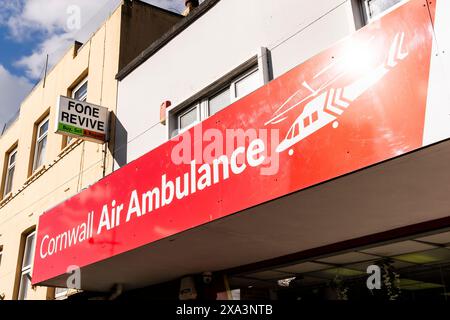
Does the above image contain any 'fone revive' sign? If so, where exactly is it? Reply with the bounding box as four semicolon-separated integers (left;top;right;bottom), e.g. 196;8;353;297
55;96;109;143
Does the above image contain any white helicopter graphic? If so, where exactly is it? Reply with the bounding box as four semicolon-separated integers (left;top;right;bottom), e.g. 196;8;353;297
266;32;409;155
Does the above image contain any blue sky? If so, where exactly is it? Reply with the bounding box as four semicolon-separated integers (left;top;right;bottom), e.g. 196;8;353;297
0;27;36;76
0;0;185;130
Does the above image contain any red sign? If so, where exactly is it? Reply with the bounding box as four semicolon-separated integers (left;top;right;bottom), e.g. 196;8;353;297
33;0;437;285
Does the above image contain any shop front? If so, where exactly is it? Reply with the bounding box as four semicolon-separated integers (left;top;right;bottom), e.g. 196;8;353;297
225;228;450;301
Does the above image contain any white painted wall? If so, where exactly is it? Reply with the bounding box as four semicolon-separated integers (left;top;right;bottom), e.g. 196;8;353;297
116;0;358;168
422;0;450;145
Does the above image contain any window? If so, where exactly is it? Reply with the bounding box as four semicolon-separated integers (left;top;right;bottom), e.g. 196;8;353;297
361;0;404;22
33;117;49;172
233;68;260;101
72;78;88;102
173;66;263;136
55;287;68;300
18;231;35;300
3;147;17;196
208;88;231;117
66;77;88;145
177;105;200;132
169;47;271;137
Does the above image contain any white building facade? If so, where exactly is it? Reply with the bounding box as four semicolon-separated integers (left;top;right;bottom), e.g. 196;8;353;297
114;0;366;165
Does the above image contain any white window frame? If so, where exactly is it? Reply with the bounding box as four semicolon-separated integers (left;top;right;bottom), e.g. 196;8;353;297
32;116;49;172
18;231;35;300
66;77;88;145
3;147;17;196
361;0;408;23
173;66;259;136
202;87;227;119
169;47;270;138
202;66;260;118
54;287;69;300
72;77;88;102
230;67;261;103
177;104;201;134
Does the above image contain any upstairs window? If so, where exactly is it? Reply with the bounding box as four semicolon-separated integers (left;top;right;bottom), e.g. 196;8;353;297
3;146;17;196
208;88;231;117
18;231;35;300
32;117;49;172
55;287;68;300
66;77;88;146
178;105;200;133
362;0;404;22
172;66;264;136
233;68;261;101
168;48;271;138
73;77;88;102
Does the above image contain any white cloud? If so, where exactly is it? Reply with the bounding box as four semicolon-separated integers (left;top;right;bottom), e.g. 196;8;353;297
7;0;113;79
0;65;33;132
6;0;111;39
0;0;187;125
4;0;186;80
15;32;75;79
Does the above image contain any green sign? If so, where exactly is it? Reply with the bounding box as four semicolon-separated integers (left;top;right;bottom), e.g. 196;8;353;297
58;123;84;136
